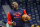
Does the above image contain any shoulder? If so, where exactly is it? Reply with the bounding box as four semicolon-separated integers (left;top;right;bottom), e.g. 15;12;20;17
20;9;25;11
18;9;25;12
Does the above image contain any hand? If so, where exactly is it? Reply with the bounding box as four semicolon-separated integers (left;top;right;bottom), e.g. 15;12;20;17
11;21;16;26
31;24;34;27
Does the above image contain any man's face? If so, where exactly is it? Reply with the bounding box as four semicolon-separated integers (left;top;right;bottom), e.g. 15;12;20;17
12;2;18;8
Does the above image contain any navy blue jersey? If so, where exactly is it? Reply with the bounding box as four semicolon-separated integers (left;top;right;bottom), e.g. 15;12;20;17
7;9;27;26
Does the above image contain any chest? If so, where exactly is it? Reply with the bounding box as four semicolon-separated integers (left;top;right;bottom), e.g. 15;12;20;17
10;10;24;19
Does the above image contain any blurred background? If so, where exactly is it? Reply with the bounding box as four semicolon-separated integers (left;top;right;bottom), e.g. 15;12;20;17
0;0;40;27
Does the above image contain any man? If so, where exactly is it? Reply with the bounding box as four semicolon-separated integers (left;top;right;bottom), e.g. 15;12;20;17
7;2;31;27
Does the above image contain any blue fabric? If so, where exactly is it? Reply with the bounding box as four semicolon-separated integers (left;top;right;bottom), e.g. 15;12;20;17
23;23;27;27
13;23;27;27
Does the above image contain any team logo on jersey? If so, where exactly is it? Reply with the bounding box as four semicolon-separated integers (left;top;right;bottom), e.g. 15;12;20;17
13;12;22;19
14;16;21;19
13;13;16;16
16;12;21;15
13;12;21;16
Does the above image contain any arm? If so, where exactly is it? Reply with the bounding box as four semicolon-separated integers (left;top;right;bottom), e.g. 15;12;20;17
23;10;31;20
7;12;12;25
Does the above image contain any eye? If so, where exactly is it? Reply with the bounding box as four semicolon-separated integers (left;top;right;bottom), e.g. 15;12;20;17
12;4;14;5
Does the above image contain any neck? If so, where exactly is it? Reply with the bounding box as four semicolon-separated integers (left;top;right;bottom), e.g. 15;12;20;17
14;8;18;10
